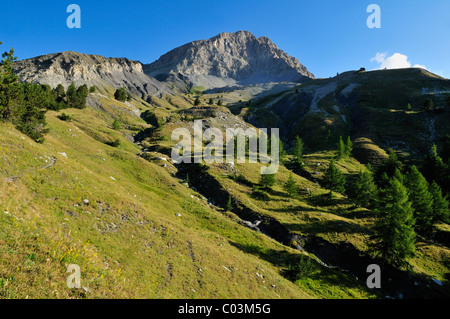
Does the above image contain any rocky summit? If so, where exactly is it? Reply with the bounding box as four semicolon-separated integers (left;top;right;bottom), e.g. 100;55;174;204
143;30;314;89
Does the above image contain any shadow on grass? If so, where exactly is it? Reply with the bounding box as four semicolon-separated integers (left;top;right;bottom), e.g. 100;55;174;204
284;220;372;236
307;192;352;207
228;241;376;297
266;205;326;214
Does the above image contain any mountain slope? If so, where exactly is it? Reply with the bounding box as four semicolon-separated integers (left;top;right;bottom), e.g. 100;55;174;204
0;91;316;299
144;31;314;89
243;68;450;164
13;51;172;99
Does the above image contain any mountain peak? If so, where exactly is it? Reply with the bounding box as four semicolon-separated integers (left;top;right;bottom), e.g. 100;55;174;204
144;31;314;89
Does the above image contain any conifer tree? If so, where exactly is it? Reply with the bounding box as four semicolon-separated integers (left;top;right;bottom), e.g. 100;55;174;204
284;173;298;198
352;169;377;207
323;160;346;194
423;98;434;112
375;150;403;185
260;173;276;188
422;145;448;193
393;168;405;184
66;82;76;102
337;136;346;159
0;43;19;120
405;166;434;236
292;135;304;165
429;182;450;223
114;87;128;102
345;136;353;158
279;138;287;163
226;195;233;211
54;84;66;101
371;178;416;269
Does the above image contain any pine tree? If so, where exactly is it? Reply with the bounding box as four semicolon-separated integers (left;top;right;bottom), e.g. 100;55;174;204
66;82;76;102
226;195;233;211
405;166;434;236
371;177;416;269
378;172;391;190
194;97;200;106
323;160;346;194
54;84;66;101
352;169;377;207
345;136;353;158
208;98;213;105
429;182;450;223
0;43;18;85
423;98;434;112
279;138;287;163
375;150;403;184
337;136;346;159
422;145;448;194
292;136;304;165
112;119;121;130
0;43;19;120
284;173;298;198
260;173;276;188
393;168;405;184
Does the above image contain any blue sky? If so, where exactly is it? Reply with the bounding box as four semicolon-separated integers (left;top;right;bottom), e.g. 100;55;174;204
1;0;449;78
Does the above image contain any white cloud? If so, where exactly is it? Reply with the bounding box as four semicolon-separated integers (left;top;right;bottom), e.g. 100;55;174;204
370;52;427;70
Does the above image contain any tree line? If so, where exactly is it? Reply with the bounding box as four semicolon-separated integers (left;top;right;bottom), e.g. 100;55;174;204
316;140;449;269
0;43;94;142
245;133;449;270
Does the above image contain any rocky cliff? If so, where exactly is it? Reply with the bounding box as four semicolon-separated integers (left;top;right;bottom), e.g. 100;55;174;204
13;51;171;98
144;31;314;89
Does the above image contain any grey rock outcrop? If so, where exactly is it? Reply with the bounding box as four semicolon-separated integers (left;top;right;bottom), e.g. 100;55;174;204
144;30;314;89
13;51;171;98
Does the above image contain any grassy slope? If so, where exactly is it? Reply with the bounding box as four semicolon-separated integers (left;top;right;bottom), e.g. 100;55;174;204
1;85;449;299
0;95;312;299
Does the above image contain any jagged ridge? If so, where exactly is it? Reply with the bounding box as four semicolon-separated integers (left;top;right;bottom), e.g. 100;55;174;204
144;30;314;89
13;51;172;99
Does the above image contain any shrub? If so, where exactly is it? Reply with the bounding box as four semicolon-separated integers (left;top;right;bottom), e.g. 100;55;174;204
114;88;128;102
251;186;270;201
57;113;73;121
105;139;121;147
112;119;121;130
225;195;233;211
260;173;276;188
423;98;434;112
230;174;252;186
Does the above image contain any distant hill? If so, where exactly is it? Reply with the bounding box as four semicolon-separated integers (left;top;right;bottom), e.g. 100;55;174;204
13;51;172;99
243;68;450;164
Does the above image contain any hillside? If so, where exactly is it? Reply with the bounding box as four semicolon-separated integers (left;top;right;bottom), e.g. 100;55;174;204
241;68;450;164
13;51;172;100
1;36;450;300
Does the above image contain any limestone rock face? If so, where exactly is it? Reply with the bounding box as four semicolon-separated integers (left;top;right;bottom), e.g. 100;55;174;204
144;31;314;89
13;51;171;98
